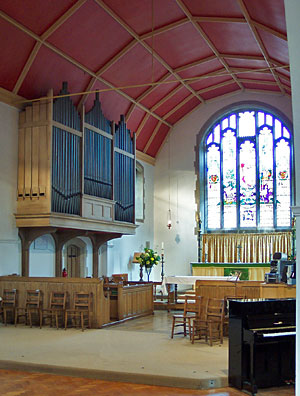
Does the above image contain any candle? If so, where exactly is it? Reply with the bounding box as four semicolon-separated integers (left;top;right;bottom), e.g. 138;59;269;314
161;242;164;251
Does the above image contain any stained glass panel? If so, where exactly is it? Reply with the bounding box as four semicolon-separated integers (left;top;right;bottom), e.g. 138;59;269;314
204;108;292;231
276;139;291;226
239;111;255;136
240;140;256;227
207;144;220;229
259;127;274;227
223;130;237;228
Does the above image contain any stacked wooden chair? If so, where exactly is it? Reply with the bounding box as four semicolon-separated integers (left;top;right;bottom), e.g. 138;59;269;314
43;291;67;329
65;291;92;331
171;295;204;340
15;290;43;328
191;298;225;346
1;289;17;325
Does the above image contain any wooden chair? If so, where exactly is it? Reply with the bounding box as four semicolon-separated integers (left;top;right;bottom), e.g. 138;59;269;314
191;298;225;346
1;289;17;325
43;291;67;329
171;295;203;340
65;292;92;331
15;290;43;328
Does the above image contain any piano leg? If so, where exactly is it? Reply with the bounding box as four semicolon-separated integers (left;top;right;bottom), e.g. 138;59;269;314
249;343;258;395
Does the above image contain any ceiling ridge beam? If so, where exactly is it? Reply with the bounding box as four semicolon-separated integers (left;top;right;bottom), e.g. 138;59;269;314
12;0;88;95
175;0;244;92
143;120;162;153
0;10;172;127
94;0;206;104
236;0;286;95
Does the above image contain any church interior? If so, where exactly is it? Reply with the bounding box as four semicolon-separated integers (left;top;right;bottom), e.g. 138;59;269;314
0;1;300;395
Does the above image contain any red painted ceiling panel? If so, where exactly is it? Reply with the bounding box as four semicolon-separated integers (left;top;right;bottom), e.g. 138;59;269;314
177;58;223;80
236;72;277;82
165;96;200;125
257;29;289;66
225;58;268;70
154;87;192;118
242;82;281;92
48;1;133;72
145;23;214;69
18;46;90;103
199;21;262;57
0;18;36;91
102;43;167;100
146;123;170;158
182;0;243;18
102;0;186;35
0;0;78;35
244;0;286;34
201;83;240;101
136;116;159;151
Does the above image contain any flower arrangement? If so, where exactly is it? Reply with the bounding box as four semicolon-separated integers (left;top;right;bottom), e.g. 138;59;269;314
138;248;161;268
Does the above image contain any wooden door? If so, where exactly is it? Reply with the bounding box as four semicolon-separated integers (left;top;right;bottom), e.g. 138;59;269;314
67;245;80;278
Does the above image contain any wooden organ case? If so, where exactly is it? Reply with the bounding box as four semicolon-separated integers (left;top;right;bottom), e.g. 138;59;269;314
16;82;136;277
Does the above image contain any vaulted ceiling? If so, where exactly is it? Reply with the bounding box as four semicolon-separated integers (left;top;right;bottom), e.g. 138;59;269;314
0;0;290;160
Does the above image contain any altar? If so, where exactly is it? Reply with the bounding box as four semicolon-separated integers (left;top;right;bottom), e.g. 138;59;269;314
191;262;270;281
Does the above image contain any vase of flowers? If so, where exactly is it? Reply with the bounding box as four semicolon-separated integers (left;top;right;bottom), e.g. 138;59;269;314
137;248;161;282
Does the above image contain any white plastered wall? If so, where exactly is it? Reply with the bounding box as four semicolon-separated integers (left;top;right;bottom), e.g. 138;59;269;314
0;101;20;275
154;91;292;281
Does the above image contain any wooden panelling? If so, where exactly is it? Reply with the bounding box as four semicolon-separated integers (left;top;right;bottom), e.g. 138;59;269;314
195;280;296;300
0;276;110;328
106;283;153;321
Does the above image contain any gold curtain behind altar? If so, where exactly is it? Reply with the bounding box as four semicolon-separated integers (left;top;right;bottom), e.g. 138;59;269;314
202;232;292;263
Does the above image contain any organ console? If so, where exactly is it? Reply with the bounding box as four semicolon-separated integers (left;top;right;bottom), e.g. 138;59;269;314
228;298;295;395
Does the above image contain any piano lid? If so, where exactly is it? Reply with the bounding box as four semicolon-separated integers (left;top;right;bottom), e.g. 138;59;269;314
229;298;296;317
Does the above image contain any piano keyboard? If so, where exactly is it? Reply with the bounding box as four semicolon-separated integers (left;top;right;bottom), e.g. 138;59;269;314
263;331;296;337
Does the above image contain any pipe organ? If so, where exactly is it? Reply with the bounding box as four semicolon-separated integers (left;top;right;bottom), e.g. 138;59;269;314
16;82;136;236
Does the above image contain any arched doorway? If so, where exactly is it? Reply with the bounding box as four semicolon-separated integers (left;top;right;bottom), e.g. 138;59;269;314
66;244;81;277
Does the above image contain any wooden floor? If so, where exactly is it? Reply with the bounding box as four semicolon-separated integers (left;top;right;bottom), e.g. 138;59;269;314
0;369;295;395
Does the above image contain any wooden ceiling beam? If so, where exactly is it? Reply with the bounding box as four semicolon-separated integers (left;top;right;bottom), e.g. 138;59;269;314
163;93;195;120
95;0;206;104
175;0;244;91
0;10;172;127
238;78;277;86
197;79;238;94
143;120;162;153
220;53;266;61
193;16;246;24
237;0;286;95
77;39;137;108
12;0;87;95
174;55;217;73
252;20;287;41
136;113;150;138
140;18;189;40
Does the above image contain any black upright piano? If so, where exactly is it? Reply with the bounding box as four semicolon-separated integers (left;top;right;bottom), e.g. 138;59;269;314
228;299;295;395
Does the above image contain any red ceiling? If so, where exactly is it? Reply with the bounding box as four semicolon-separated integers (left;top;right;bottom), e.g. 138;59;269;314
0;0;290;158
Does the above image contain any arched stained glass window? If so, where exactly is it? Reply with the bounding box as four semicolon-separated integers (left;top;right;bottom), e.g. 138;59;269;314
204;108;293;231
